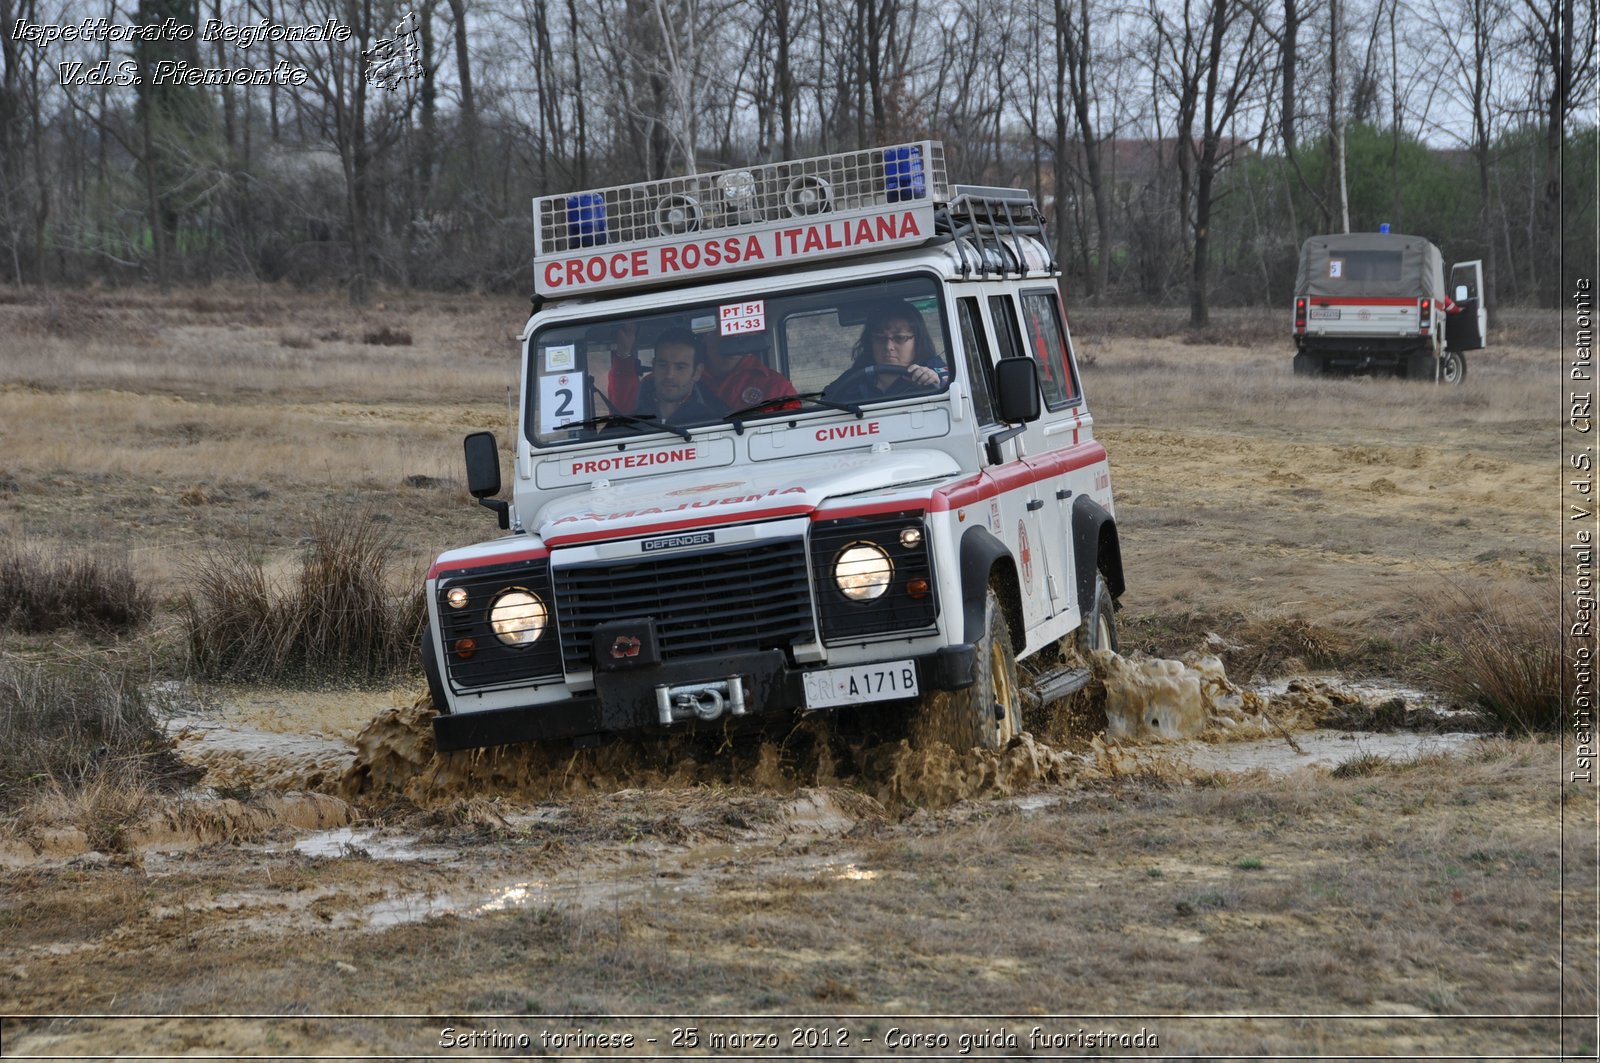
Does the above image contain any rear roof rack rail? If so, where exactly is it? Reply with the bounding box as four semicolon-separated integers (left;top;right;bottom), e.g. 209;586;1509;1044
937;185;1057;280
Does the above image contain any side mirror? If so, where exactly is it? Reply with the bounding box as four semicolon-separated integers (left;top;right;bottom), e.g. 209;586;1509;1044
463;431;510;529
1454;284;1470;302
994;357;1043;424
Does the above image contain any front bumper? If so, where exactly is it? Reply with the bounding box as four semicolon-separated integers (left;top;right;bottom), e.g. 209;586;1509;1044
432;644;976;752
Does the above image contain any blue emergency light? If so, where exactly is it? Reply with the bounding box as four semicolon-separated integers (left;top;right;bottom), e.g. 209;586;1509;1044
883;146;926;203
566;192;606;246
1379;222;1390;234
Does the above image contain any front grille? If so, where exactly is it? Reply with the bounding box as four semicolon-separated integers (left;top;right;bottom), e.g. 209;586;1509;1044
553;539;815;674
436;561;564;691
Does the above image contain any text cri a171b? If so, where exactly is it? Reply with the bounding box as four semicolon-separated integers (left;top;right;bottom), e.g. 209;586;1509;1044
542;211;924;290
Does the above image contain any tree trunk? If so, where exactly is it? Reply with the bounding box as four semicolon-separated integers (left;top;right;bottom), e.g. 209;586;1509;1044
445;0;477;166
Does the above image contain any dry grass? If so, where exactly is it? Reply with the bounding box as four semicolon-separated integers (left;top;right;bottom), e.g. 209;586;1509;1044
183;513;427;685
1417;579;1571;732
0;545;151;634
0;659;178;809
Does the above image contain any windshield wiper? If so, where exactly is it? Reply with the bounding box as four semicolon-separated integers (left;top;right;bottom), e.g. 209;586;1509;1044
727;391;863;430
568;411;692;441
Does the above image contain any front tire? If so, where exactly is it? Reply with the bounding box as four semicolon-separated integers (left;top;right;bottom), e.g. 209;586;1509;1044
1078;572;1119;655
1440;349;1467;385
915;586;1021;751
421;631;449;713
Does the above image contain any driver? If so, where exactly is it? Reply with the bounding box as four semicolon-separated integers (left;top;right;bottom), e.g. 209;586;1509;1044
827;300;949;402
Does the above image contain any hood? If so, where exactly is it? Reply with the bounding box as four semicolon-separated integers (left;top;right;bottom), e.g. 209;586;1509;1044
533;448;959;546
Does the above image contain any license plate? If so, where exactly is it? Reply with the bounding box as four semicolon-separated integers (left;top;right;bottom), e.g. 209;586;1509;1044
1308;307;1341;320
802;660;919;708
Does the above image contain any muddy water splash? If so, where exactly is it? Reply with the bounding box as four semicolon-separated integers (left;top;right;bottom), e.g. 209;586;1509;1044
334;655;1451;809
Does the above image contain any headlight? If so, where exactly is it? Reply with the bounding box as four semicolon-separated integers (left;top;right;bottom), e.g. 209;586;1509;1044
834;542;892;601
489;589;547;646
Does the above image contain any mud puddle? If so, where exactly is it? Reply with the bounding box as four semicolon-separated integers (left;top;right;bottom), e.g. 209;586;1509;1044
1166;728;1481;774
287;827;456;862
129;653;1487;868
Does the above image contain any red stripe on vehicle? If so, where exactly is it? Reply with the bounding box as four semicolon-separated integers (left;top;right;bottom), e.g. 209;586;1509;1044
931;441;1108;511
813;501;928;521
542;505;814;548
428;546;550;580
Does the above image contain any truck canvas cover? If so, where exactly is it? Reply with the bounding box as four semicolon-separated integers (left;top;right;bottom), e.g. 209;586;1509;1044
1294;232;1443;300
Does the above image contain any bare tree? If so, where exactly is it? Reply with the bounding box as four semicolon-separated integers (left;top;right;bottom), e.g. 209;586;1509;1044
280;0;418;303
1518;0;1596;301
1150;0;1271;324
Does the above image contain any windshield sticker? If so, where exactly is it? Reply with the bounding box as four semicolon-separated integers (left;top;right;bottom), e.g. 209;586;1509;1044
544;343;576;372
719;300;766;335
538;373;584;435
1328;259;1344;278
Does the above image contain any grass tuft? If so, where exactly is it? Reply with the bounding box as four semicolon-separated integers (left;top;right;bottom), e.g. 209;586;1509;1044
362;326;413;346
1421;580;1570;733
0;660;180;809
183;513;426;684
0;546;152;634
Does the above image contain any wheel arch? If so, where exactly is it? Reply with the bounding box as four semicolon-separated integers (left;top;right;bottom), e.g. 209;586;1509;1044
958;525;1023;652
1071;495;1125;610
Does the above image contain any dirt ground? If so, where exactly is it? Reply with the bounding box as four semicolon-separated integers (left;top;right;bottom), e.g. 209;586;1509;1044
0;288;1593;1058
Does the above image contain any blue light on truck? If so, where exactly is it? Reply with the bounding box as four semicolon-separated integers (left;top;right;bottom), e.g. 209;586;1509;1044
883;146;926;202
566;192;606;246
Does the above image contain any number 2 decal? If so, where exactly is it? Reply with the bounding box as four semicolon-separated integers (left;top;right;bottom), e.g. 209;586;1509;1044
539;372;585;433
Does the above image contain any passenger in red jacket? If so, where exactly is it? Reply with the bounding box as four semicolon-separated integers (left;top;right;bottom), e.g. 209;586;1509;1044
608;324;797;416
703;334;797;411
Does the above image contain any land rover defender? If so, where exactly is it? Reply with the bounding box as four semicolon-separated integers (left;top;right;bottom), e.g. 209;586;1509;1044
421;142;1124;753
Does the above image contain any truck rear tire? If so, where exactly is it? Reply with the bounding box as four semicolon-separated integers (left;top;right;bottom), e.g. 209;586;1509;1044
1292;352;1322;377
914;586;1021;751
1406;348;1437;381
1440;349;1467;385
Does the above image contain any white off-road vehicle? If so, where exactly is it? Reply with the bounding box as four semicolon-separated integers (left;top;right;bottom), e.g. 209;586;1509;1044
422;142;1124;752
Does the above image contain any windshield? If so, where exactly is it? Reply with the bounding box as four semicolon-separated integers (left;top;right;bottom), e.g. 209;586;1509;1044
526;274;951;447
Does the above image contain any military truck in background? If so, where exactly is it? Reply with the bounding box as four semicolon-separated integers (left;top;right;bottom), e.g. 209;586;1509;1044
1292;231;1486;384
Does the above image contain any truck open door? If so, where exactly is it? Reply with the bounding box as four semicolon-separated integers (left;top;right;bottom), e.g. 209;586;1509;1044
1448;260;1486;351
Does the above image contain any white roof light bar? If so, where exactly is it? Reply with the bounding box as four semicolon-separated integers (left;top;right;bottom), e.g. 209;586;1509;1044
532;142;948;298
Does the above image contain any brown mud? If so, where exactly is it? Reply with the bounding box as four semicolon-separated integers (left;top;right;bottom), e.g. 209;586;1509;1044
332;651;1416;812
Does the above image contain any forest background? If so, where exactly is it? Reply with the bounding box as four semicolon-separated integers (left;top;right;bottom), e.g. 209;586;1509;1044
0;0;1593;317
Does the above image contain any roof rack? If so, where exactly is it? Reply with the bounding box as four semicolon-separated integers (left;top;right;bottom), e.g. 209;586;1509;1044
533;142;949;258
528;142;1055;297
936;184;1057;280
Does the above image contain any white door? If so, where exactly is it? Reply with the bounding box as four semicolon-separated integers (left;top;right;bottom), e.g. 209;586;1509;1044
1448;260;1487;351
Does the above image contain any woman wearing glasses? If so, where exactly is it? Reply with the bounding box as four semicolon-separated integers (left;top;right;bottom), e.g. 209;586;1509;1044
825;300;950;403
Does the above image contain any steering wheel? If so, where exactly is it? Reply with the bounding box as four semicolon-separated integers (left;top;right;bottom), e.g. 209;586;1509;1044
823;363;917;400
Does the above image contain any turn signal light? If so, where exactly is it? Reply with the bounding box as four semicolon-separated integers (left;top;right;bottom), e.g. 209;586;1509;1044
453;636;478;660
906;578;930;600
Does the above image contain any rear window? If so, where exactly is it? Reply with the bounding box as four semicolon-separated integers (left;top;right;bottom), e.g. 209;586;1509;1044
1327;251;1403;283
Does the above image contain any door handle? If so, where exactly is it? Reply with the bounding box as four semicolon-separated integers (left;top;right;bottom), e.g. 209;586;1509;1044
1056;489;1073;500
1026;499;1044;511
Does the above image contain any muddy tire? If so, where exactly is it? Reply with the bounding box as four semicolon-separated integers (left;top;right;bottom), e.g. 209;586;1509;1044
1077;572;1119;655
915;586;1021;751
421;631;449;713
1440;349;1467;385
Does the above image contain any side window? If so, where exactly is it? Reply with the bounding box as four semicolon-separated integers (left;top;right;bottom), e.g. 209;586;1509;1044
1020;290;1080;408
956;298;997;425
987;295;1023;360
